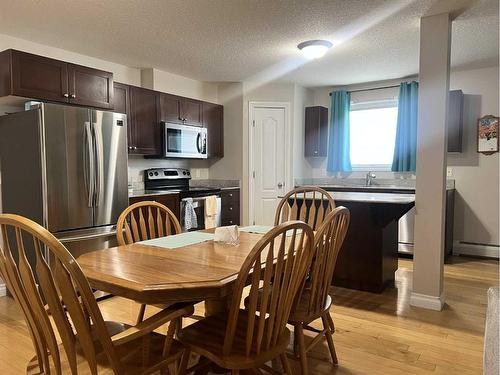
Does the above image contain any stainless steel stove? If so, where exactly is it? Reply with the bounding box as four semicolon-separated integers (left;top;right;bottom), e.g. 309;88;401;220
144;168;221;230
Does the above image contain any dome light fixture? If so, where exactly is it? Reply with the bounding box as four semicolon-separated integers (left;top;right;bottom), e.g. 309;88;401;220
297;39;333;59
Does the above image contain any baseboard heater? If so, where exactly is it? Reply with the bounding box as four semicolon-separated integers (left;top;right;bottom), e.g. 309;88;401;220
453;241;500;259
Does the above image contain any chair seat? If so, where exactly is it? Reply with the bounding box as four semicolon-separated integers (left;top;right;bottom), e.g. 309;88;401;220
27;321;184;375
289;293;332;324
177;310;291;370
244;289;332;325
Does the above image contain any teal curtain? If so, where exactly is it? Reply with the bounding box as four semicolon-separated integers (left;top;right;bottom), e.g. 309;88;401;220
392;81;418;172
327;91;352;172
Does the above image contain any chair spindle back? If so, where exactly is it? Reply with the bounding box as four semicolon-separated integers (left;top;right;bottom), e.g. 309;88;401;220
0;214;123;375
299;206;350;318
274;187;335;230
223;221;314;357
116;201;182;245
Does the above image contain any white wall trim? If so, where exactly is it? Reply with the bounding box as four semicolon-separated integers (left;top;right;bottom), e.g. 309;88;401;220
410;291;445;311
453;241;500;259
0;283;6;297
248;101;292;225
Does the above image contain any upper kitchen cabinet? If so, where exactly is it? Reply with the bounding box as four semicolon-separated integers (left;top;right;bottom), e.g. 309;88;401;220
113;82;130;115
203;102;224;158
129;86;161;155
67;64;113;109
447;89;464;153
304;106;328;157
181;98;203;126
160;93;203;126
0;49;114;110
159;93;182;123
1;49;69;102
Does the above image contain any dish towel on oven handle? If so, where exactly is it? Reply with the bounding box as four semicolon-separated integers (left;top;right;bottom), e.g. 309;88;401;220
183;197;198;230
204;195;218;229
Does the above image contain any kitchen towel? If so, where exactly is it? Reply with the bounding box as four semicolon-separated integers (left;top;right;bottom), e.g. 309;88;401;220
183;198;198;231
204;195;218;229
139;232;214;249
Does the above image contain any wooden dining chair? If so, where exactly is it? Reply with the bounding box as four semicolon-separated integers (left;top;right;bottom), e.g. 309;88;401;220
116;201;183;324
176;221;315;375
290;206;350;374
275;186;335;231
0;213;193;375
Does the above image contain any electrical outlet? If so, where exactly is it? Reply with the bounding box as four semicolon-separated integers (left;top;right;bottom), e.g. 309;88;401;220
446;167;453;177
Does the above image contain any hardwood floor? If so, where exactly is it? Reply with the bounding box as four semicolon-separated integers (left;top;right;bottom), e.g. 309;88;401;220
0;256;497;374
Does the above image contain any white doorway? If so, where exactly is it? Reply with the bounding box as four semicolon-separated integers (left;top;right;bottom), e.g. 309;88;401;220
249;102;290;225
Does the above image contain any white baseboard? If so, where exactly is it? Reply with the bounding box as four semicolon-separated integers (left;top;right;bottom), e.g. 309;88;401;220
0;283;6;297
410;291;445;311
453;241;499;259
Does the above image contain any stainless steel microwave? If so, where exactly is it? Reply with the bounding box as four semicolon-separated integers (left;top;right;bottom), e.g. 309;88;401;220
163;122;207;159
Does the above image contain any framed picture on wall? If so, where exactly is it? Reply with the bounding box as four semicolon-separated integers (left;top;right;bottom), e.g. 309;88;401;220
478;115;499;154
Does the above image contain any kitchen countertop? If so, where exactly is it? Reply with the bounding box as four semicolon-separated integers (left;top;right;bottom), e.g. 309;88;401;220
281;191;416;204
129;189;182;198
129;186;240;198
330;191;415;204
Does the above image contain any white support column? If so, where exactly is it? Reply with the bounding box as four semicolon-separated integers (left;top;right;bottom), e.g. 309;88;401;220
411;13;451;311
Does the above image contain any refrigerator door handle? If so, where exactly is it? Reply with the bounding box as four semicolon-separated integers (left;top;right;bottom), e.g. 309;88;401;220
92;122;104;207
84;121;95;208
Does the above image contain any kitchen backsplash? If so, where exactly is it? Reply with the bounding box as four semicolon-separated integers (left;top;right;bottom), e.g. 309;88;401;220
128;155;209;190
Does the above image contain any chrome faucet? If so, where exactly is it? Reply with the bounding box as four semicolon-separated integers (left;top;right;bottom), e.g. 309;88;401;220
365;171;376;186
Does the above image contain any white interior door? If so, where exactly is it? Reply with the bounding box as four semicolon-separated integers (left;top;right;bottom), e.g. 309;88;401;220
251;106;286;225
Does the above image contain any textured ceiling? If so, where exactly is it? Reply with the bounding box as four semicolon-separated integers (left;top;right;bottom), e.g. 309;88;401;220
0;0;497;87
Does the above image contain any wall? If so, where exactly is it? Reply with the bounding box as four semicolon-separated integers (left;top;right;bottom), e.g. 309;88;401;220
207;82;312;225
447;66;499;251
310;66;499;252
141;68;218;103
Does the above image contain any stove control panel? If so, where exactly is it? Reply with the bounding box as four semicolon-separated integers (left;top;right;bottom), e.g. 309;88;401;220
145;168;191;181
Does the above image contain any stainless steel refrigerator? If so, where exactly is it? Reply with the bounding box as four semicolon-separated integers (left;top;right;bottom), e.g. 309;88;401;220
0;103;128;258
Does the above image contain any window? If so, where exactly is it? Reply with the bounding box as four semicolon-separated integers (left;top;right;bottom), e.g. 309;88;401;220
349;100;398;171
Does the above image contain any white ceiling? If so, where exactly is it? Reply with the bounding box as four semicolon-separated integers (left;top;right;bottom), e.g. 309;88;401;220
0;0;497;87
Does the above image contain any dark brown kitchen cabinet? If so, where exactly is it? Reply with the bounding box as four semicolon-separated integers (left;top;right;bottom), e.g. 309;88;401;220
0;49;114;110
160;94;203;126
129;194;180;222
113;82;129;115
305;106;328;157
129;87;161;155
181;98;203;126
221;188;240;226
4;49;69;102
67;64;113;109
203;102;224;158
160;93;182;123
447;89;464;153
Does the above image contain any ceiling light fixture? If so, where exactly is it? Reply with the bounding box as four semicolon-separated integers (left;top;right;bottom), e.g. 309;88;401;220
297;40;333;59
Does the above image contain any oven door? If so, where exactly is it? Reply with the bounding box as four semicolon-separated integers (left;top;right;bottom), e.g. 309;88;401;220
180;196;221;232
164;123;207;159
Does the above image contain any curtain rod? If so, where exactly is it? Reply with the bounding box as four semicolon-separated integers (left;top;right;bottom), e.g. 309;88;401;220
329;84;401;96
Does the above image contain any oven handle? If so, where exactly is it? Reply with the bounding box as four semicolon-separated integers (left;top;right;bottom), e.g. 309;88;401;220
182;195;220;203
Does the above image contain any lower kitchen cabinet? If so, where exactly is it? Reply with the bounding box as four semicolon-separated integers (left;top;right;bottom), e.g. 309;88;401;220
221;188;240;226
129;194;180;222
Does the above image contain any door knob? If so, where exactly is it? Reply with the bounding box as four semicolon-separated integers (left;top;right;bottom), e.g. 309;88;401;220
277;182;283;188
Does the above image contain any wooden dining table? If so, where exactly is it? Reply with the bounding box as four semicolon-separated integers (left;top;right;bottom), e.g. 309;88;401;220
77;230;266;314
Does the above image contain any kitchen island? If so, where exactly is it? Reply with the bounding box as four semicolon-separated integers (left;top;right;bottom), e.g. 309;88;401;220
299;191;415;293
331;191;414;292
